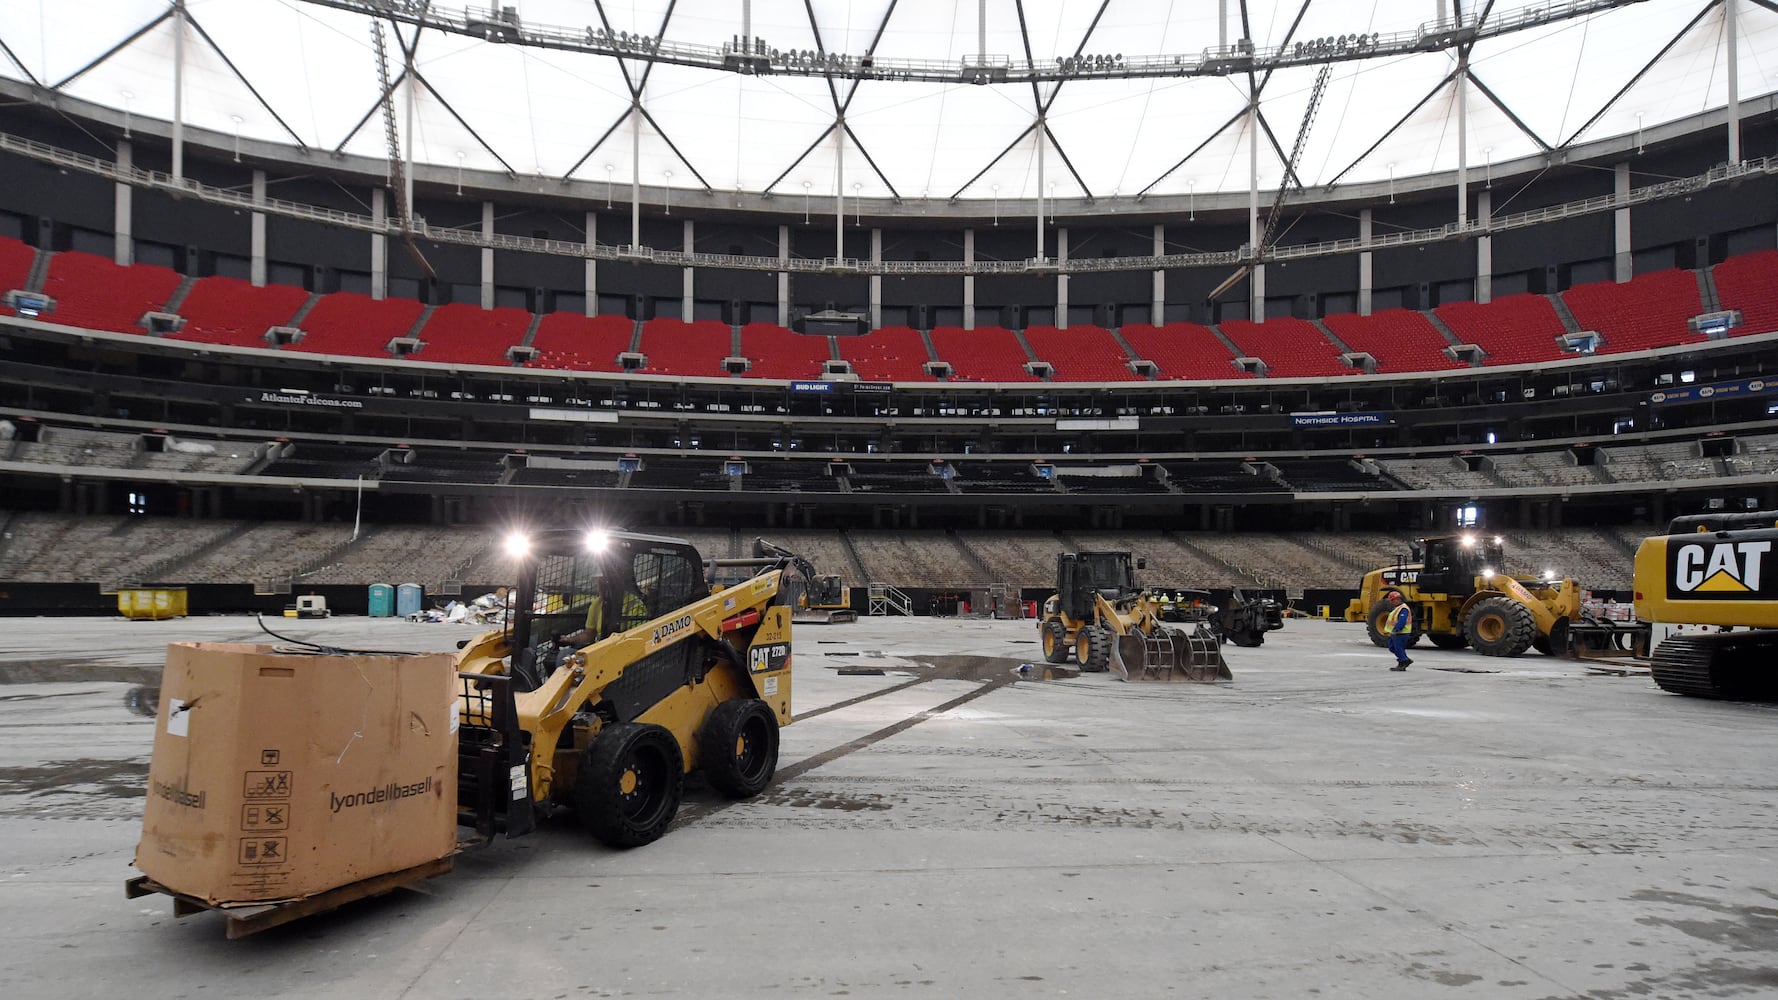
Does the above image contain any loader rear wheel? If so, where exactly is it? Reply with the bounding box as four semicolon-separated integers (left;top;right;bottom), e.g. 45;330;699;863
1428;633;1469;650
575;722;684;848
1464;597;1535;657
1041;621;1072;663
1076;626;1111;672
1365;599;1422;648
699;699;779;799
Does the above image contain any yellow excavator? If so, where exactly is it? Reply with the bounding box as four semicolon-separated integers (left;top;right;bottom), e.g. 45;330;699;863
1037;550;1229;682
1632;510;1778;699
455;527;795;847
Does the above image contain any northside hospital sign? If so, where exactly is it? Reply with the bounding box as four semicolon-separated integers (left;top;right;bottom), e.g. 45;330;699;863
1290;411;1389;428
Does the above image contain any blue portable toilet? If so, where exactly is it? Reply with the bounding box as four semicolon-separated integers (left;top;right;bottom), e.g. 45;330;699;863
367;583;395;618
395;582;424;618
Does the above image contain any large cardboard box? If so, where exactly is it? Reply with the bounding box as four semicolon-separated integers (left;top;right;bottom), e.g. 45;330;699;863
136;643;459;906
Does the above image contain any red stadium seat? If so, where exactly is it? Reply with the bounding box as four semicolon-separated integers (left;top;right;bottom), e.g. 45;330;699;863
1023;325;1143;382
1119;322;1251;380
528;313;634;372
929;325;1040;381
0;235;36;299
638;318;733;377
284;292;426;358
1218;317;1354;378
1434;294;1571;365
1322;309;1466;373
740;322;832;380
836;326;938;382
1562;269;1704;355
40;251;182;334
170;276;308;347
406;302;530;367
1711;250;1778;339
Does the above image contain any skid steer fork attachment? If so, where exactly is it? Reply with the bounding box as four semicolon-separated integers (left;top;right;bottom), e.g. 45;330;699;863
1111;625;1231;682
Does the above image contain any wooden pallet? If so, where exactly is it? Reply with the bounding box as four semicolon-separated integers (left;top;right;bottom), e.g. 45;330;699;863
126;856;454;939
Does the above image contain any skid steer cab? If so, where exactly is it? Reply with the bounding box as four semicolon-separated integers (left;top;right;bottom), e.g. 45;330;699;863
454;528;794;849
1344;533;1581;657
1037;551;1230;682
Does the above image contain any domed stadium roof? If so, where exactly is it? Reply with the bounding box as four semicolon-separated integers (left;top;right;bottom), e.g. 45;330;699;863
0;0;1770;205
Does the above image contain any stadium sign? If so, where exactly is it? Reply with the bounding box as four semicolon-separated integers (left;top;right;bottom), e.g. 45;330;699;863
254;390;363;410
791;381;835;393
1648;377;1771;405
1290;411;1387;428
850;382;893;394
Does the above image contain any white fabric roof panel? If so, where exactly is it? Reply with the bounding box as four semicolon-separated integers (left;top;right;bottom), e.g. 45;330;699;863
0;0;1771;200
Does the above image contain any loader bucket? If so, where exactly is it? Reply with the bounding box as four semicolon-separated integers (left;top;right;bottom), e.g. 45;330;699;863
1112;625;1231;682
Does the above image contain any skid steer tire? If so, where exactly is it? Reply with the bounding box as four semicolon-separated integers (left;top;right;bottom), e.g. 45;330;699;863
1076;626;1111;673
575;722;685;848
1428;633;1469;650
1229;628;1265;648
1041;621;1072;663
699;699;779;799
1366;599;1422;649
1464;597;1536;658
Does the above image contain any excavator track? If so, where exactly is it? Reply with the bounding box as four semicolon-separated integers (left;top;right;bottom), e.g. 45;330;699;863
1649;630;1778;700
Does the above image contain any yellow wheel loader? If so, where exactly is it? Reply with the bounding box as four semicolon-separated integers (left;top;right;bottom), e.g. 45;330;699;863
455;528;795;848
1037;550;1230;682
1633;510;1778;700
1344;533;1582;658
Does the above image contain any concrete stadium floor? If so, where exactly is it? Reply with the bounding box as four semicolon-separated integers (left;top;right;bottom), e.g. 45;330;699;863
1;613;1775;999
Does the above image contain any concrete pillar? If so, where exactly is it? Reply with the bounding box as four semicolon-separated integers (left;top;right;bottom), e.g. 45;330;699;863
370;188;387;301
251;170;267;287
963;229;975;330
1613;162;1632;283
1476;190;1492;304
869;228;882;330
481;201;495;309
777;225;790;328
1358;209;1373;316
584;211;598;316
1152;224;1165;322
113;141;132;266
683;219;695;322
1056;228;1068;328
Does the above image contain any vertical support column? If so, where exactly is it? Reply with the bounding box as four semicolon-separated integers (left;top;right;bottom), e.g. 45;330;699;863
1476;190;1492;304
1248;98;1264;321
1727;0;1740;164
1613;161;1632;283
251;170;267;287
171;2;185;184
630;104;642;249
584;211;597;316
834;124;845;262
869;228;882;330
370;188;388;301
1358;209;1373;317
114;140;133;266
963;229;976;330
682;219;695;322
481;201;495;309
1035;121;1046;262
1455;55;1468;227
1056;228;1068;328
777;225;790;328
1152;224;1165;322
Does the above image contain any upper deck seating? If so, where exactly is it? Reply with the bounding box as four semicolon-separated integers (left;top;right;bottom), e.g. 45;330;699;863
638;319;733;378
171;276;309;347
835;326;937;381
1118;322;1250;380
740;322;831;380
40;251;181;334
284;292;425;358
1712;250;1778;339
528;313;633;372
928;325;1040;381
1562;269;1705;355
409;303;529;367
1022;325;1143;381
1433;294;1571;365
1321;310;1465;373
1218;318;1353;378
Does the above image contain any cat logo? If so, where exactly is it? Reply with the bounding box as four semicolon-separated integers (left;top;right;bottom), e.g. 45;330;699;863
1673;540;1770;595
